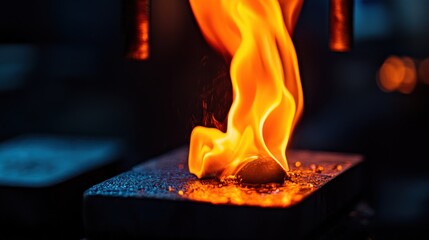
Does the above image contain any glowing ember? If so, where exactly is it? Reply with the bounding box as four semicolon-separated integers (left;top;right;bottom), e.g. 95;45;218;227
182;156;354;207
188;0;304;183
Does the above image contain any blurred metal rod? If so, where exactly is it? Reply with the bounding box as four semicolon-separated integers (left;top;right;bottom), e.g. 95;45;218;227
329;0;354;52
125;0;150;60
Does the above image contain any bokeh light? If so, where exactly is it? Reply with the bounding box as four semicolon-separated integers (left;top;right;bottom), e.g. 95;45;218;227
377;55;417;94
418;58;429;85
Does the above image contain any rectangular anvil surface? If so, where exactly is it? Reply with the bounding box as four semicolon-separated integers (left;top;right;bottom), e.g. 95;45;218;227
84;146;364;240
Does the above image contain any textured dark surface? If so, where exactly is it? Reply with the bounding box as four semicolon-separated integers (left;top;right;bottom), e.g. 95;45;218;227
85;147;192;201
84;146;365;239
0;135;124;240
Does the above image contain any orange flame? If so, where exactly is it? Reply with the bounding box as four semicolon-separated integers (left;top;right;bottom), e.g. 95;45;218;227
189;0;304;180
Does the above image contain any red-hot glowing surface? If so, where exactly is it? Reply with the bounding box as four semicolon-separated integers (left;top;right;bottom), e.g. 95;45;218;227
180;149;359;207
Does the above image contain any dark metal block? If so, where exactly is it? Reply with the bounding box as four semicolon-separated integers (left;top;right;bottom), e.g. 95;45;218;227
0;134;124;239
84;146;364;239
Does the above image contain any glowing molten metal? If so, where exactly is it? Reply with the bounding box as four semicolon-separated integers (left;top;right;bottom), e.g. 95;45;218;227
189;0;304;183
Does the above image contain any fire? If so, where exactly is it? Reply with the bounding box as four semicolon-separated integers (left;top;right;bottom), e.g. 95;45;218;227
188;0;304;182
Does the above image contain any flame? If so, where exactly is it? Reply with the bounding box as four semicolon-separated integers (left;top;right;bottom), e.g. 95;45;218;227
188;0;304;181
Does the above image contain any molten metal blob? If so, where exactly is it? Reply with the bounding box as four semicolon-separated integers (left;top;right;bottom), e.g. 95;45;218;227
188;0;304;183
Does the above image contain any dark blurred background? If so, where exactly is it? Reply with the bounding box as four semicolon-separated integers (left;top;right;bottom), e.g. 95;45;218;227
1;0;429;239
